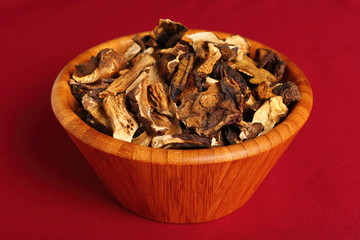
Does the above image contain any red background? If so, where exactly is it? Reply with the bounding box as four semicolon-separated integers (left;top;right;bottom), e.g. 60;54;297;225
1;0;359;239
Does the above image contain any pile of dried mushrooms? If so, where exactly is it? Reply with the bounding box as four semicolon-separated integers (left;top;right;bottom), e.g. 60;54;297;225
70;19;301;149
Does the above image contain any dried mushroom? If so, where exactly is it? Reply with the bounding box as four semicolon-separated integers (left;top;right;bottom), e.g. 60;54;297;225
252;96;288;134
69;19;301;149
103;93;139;142
73;48;126;84
151;134;212;149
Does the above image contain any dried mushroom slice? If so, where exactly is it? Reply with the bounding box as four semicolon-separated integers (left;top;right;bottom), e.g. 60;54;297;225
231;55;277;85
150;19;189;48
81;93;109;128
255;82;279;100
272;81;301;105
103;93;139;142
151;134;212;149
255;48;286;80
176;82;242;137
70;79;110;101
99;52;155;97
225;35;250;62
127;73;181;136
239;122;264;140
132;130;152;147
148;83;177;117
252;96;288;134
73;48;126;84
124;41;142;61
197;43;222;77
169;53;195;101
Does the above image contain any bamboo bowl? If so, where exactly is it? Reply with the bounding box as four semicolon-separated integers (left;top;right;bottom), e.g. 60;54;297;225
51;30;313;223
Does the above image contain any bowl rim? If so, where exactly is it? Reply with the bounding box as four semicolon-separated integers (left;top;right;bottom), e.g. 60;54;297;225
51;29;313;165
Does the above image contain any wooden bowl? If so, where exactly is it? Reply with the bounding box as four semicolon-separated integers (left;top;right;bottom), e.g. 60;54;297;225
51;30;313;223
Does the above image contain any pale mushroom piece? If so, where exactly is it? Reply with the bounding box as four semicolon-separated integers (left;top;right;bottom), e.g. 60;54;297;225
81;93;109;128
124;41;142;61
103;93;139;142
252;96;288;134
225;35;250;61
197;43;222;77
186;32;222;44
99;52;156;97
72;48;126;84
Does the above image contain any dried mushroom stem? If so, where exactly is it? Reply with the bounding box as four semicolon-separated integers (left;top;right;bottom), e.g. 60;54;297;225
103;94;139;142
81;93;109;128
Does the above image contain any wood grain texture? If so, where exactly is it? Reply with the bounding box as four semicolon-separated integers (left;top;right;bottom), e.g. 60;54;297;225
51;30;313;223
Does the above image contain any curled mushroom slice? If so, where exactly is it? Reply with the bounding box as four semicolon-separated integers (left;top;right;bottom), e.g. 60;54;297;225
103;93;139;142
73;48;126;84
151;134;212;149
186;32;222;59
239;122;265;140
252;96;288;134
150;19;189;48
81;93;109;128
99;52;155;97
230;55;277;84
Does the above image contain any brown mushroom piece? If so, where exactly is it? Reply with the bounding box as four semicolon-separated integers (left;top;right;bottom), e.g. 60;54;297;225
69;79;110;101
103;93;139;142
176;81;242;137
169;53;195;101
255;82;279;100
252;96;288;134
239;122;265;140
99;50;156;97
255;48;286;81
272;81;301;105
150;19;189;48
151;134;212;149
72;48;127;84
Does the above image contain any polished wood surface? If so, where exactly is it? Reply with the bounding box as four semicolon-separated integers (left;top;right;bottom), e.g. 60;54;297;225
51;30;313;223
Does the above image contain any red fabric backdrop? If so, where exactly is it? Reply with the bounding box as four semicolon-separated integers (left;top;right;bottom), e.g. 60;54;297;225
1;0;359;239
